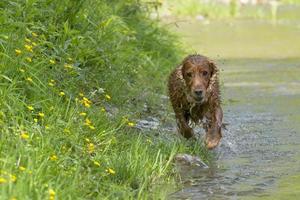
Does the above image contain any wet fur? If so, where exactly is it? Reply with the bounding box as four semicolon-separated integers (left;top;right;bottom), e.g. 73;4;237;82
168;54;223;149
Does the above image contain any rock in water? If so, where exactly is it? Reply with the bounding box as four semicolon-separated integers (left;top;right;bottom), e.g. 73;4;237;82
174;154;208;169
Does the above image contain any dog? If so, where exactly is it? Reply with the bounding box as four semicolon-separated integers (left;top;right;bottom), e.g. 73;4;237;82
168;54;223;149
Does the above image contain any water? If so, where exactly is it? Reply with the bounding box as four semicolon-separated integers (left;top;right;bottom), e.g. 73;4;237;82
167;18;300;199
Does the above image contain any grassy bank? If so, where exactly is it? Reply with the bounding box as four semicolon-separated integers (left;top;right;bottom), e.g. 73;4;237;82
0;0;209;199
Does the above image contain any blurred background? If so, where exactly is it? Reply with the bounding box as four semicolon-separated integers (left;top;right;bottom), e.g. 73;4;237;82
153;0;300;199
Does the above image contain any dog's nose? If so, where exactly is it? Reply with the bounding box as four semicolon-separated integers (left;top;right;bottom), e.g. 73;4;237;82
194;89;203;96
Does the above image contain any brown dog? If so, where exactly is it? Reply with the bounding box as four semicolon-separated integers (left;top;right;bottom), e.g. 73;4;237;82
168;54;223;149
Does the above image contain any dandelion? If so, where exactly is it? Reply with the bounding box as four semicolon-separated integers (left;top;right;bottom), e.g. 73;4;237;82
89;125;95;130
19;68;25;73
20;132;29;140
32;32;38;37
100;107;106;112
19;166;26;171
127;122;135;127
59;91;65;96
15;49;22;55
10;174;17;182
34;118;38;123
25;57;32;63
26;77;33;83
0;177;7;184
48;189;55;200
38;112;45;118
79;112;87;116
87;143;95;154
27;105;34;111
105;94;111;100
106;168;115;175
93;161;100;167
49;59;56;64
50;155;58;161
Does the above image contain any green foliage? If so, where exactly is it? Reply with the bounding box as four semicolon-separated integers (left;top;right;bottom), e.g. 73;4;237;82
0;0;209;199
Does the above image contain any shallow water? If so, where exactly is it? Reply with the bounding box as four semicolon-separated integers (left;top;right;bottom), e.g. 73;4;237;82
168;17;300;199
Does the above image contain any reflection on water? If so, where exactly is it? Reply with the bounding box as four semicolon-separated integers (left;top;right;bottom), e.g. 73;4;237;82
168;17;300;199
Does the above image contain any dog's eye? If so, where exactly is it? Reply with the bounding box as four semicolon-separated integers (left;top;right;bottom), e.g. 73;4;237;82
202;71;208;76
186;72;192;78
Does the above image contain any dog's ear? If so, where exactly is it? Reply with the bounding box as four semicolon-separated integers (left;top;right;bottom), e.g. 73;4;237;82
207;60;219;94
209;60;218;78
181;60;192;79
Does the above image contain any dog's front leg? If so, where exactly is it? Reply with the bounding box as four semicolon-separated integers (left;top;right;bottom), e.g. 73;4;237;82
205;106;223;149
175;111;194;139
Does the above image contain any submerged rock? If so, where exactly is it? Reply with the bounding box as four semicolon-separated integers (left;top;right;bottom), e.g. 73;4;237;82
136;117;160;130
174;154;208;169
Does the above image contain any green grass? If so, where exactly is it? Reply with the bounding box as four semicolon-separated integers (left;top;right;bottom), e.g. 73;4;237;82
0;0;210;199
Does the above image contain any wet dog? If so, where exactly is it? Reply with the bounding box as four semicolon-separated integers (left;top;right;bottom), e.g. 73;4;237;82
168;54;223;149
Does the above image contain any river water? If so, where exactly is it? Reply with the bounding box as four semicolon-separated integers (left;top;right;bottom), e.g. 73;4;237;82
168;18;300;199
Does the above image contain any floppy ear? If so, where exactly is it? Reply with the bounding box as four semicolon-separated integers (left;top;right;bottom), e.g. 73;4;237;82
181;61;191;80
207;60;219;95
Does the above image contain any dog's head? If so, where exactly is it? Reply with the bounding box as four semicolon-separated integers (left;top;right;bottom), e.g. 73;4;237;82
181;55;218;104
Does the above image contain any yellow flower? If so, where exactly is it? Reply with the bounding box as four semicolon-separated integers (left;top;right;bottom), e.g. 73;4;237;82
49;59;56;64
49;189;55;200
89;125;95;130
127;122;135;127
64;63;73;69
32;32;38;37
105;94;111;100
106;168;115;175
19;166;26;171
38;112;45;118
93;161;100;167
0;177;7;184
25;38;31;43
20;132;29;140
50;155;58;161
48;82;54;87
25;57;32;63
79;112;87;116
100;107;106;112
87;143;95;154
59;91;65;96
27;105;34;111
79;93;84;97
19;68;25;73
10;174;17;182
24;44;33;52
26;77;33;83
84;118;92;126
34;118;38;123
15;49;22;55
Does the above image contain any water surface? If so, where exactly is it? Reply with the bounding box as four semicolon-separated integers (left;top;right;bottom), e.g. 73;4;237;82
169;18;300;199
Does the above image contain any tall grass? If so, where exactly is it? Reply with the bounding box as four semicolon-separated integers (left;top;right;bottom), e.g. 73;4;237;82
0;0;209;199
